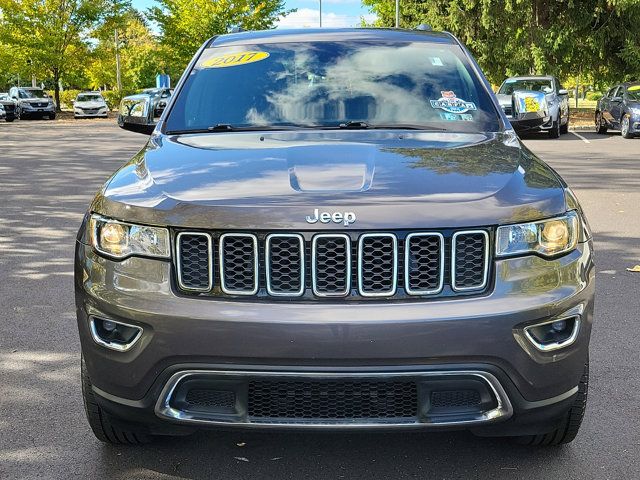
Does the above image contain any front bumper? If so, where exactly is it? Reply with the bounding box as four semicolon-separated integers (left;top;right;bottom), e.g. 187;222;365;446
75;238;594;432
74;109;108;118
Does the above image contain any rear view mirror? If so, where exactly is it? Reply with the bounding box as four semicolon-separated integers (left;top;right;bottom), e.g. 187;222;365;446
117;95;156;135
512;90;549;122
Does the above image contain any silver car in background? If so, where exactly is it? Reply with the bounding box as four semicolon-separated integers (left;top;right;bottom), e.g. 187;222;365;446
497;76;570;138
74;92;109;118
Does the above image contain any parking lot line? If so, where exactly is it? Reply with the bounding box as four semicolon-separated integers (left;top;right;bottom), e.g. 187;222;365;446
571;131;591;144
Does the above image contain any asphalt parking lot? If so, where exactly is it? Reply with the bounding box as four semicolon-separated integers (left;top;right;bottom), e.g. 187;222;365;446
1;121;639;479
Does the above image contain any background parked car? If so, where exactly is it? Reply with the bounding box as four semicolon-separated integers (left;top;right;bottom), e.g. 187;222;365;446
73;92;109;118
142;87;173;117
0;103;5;121
0;92;20;121
496;76;569;138
8;87;56;119
596;82;640;139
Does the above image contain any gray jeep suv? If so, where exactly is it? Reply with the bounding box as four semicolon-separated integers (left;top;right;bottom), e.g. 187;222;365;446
75;28;594;446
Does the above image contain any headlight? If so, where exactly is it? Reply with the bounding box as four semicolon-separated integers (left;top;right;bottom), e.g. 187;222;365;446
90;214;170;259
496;211;579;258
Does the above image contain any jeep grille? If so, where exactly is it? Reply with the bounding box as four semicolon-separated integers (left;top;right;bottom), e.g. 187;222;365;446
175;229;491;300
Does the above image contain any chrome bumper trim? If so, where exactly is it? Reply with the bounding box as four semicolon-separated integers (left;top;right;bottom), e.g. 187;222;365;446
154;369;513;428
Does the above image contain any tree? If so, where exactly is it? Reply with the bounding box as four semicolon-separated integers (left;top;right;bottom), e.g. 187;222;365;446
87;7;160;93
0;0;105;110
362;0;640;87
149;0;293;80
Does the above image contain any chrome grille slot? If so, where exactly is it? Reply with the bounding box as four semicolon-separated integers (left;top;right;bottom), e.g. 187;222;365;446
452;230;489;291
265;234;304;296
176;232;212;291
358;233;397;297
405;233;444;295
312;234;351;297
219;233;258;295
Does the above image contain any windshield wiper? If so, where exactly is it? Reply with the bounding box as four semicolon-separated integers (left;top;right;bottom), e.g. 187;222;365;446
337;121;447;131
339;120;370;129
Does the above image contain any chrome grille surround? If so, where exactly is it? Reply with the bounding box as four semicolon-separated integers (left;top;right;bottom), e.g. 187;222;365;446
176;231;213;292
219;233;259;295
311;233;352;297
404;232;445;295
175;229;491;299
358;233;398;297
451;230;490;292
265;233;305;297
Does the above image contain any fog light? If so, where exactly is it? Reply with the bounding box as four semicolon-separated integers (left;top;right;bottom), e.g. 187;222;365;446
102;320;117;332
89;317;143;352
524;316;579;352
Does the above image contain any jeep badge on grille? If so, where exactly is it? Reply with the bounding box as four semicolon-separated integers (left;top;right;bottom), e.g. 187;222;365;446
305;209;356;227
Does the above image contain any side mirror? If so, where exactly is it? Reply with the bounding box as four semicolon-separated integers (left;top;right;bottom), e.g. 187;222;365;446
117;95;156;135
611;96;623;103
512;90;549;122
558;89;568;95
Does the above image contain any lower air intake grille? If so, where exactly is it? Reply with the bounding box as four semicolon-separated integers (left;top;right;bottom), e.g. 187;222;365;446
431;390;482;408
452;231;489;291
177;233;212;291
247;379;418;421
185;389;236;409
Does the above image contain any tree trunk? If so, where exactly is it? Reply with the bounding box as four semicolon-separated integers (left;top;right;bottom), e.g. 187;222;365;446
53;67;61;112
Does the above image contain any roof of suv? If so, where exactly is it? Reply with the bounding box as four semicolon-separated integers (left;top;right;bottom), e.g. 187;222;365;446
208;28;455;47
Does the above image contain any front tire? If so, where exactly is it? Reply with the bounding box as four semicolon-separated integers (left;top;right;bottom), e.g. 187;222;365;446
515;363;588;446
621;114;633;139
548;116;560;139
560;115;569;134
81;356;152;445
595;111;608;134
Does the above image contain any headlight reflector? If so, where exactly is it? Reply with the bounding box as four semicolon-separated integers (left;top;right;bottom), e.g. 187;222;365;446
496;211;579;258
90;214;169;259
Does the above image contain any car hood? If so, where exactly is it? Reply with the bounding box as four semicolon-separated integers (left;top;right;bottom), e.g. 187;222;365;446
76;101;106;108
94;130;567;229
23;98;51;104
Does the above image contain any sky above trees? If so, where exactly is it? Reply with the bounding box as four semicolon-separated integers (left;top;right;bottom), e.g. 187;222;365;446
132;0;375;28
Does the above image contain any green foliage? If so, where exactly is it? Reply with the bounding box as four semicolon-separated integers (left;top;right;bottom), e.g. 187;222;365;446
102;87;137;109
86;9;160;91
362;0;640;86
0;0;106;108
149;0;293;79
585;91;604;101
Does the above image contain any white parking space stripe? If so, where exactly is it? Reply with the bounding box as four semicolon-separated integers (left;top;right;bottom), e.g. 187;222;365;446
571;131;591;144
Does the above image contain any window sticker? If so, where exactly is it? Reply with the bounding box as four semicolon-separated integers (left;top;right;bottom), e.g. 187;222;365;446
430;91;477;114
430;57;444;66
439;112;474;122
202;51;270;69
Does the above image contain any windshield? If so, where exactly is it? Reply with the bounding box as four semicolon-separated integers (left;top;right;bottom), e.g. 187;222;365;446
77;94;103;102
498;79;553;95
20;89;47;99
165;41;501;133
627;86;640;101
